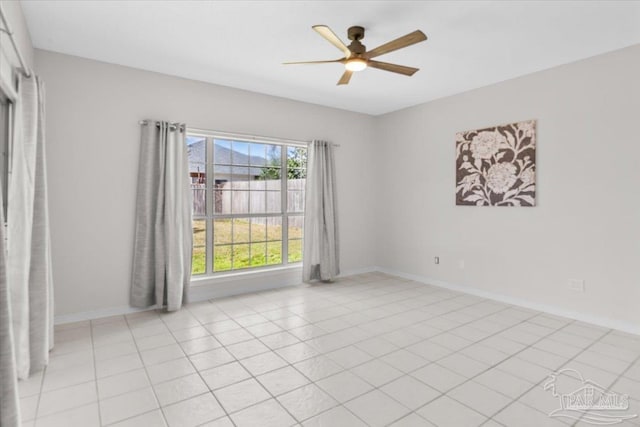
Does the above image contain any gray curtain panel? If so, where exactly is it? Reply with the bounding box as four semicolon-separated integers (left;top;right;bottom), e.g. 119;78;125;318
7;75;54;381
0;188;20;427
303;140;340;282
131;121;192;311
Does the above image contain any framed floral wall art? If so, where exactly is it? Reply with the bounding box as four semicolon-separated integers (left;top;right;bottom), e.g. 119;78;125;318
455;120;536;206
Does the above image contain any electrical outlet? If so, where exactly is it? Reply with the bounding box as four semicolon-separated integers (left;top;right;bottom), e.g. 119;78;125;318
568;279;585;292
458;260;465;270
434;256;439;265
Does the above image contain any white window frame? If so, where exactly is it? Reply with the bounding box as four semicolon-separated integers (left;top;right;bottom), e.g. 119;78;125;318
187;128;306;277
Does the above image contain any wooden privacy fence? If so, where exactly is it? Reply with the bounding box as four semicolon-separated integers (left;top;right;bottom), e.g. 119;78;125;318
191;179;305;217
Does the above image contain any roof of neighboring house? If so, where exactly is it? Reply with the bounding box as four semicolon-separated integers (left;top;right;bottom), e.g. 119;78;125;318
187;139;269;177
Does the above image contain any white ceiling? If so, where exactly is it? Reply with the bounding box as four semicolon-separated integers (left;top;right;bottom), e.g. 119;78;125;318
21;1;640;115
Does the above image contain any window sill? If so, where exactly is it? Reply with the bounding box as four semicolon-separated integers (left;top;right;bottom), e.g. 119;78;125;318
191;264;302;287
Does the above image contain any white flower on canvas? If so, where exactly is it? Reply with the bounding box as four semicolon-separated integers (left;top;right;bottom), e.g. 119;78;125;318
486;162;517;194
519;120;536;139
520;168;535;185
456;120;536;207
469;131;506;160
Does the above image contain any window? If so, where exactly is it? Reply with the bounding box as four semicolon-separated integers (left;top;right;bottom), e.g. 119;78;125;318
187;133;307;275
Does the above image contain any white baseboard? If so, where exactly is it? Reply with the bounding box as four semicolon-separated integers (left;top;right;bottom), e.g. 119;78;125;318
54;269;302;325
340;266;379;276
54;265;379;325
56;264;635;335
54;305;155;325
376;266;640;336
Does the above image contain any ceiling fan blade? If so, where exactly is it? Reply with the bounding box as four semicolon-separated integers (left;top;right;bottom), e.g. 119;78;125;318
312;25;352;58
337;70;353;85
365;30;427;59
283;59;345;65
368;60;419;76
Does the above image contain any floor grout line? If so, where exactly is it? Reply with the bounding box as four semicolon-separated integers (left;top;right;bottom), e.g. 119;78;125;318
120;313;170;427
174;300;305;426
31;272;640;427
89;318;103;426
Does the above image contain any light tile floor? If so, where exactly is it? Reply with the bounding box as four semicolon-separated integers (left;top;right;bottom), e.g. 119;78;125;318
20;272;640;426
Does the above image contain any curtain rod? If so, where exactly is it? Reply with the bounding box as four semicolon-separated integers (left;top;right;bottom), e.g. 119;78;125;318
139;121;339;147
188;126;340;147
0;4;32;78
139;120;186;132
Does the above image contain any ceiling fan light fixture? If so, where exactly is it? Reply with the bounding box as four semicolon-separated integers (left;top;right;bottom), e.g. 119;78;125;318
345;58;367;72
285;25;427;85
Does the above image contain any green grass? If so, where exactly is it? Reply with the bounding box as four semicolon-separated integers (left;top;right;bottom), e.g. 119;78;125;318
192;218;303;274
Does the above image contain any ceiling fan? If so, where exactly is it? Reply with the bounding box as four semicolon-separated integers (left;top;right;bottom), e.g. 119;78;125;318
284;25;427;85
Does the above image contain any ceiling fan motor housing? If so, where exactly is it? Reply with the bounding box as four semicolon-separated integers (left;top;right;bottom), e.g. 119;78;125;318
347;26;366;54
347;26;365;40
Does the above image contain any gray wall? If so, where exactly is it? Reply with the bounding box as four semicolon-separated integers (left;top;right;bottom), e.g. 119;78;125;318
35;42;640;331
374;44;640;330
35;49;376;317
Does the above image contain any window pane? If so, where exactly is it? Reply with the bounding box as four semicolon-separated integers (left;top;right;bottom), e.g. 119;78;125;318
266;217;282;241
188;136;206;172
265;173;281;192
288;239;303;263
287;174;305;192
214;168;232;184
249;143;266;165
255;167;281;184
213;245;232;272
232;244;250;269
288;191;304;212
231;191;249;214
288;215;304;239
213;219;232;245
193;219;206;245
250;191;266;214
288;168;306;180
192;220;206;275
267;241;282;265
192;186;206;216
232;218;250;243
250;217;266;242
188;137;207;216
231;141;249;165
215;189;231;214
286;148;306;223
231;166;250;189
250;175;265;191
266;145;281;165
250;243;266;267
192;250;205;275
266;192;281;213
287;146;307;168
214;139;232;164
249;166;262;182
